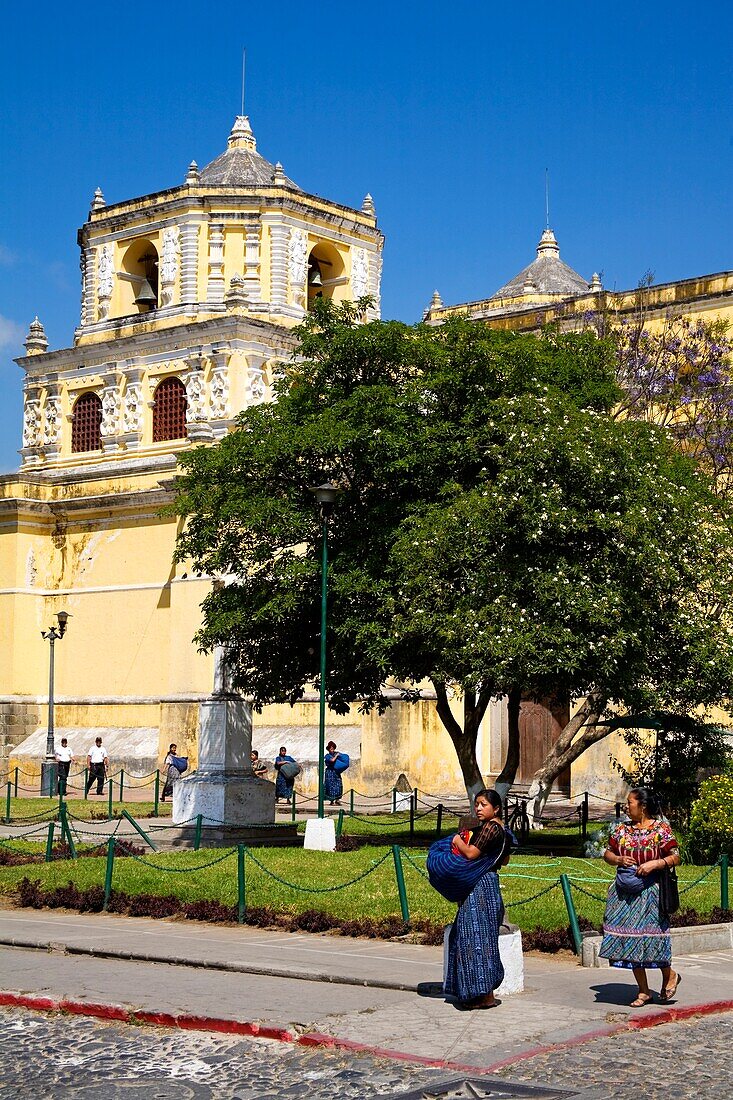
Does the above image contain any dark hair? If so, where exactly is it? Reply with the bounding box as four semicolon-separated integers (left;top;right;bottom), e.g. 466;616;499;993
279;747;287;755
628;787;661;818
474;788;503;817
251;749;259;758
326;741;336;751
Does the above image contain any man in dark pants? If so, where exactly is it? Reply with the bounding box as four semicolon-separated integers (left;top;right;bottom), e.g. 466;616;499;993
85;736;108;795
54;737;73;796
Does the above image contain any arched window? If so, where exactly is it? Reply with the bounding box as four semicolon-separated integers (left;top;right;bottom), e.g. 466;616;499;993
71;392;102;453
153;377;187;442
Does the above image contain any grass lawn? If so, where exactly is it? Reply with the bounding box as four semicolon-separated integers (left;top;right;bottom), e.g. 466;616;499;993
2;797;171;823
0;842;723;931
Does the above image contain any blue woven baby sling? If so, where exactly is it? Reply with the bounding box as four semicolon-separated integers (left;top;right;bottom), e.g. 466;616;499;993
427;827;515;904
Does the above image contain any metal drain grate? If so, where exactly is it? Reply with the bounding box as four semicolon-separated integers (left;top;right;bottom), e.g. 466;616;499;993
395;1078;603;1099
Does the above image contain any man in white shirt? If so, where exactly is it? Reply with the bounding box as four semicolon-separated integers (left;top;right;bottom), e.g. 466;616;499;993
85;737;109;796
54;737;74;796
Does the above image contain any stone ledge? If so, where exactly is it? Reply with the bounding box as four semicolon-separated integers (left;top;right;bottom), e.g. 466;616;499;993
581;921;733;967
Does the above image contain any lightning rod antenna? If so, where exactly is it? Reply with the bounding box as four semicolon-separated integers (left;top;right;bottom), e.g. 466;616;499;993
241;49;246;116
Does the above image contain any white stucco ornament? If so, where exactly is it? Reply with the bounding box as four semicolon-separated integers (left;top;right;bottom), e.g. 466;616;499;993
22;399;41;447
351;247;369;299
100;388;120;437
288;227;308;306
210;369;229;419
185;370;208;422
160;227;180;307
122;383;143;433
43;397;62;445
97;244;114;319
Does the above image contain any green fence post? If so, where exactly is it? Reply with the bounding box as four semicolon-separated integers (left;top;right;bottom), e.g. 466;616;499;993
45;821;55;862
119;769;124;804
336;808;344;838
436;803;443;837
13;767;18;798
121;809;158;851
559;874;583;955
194;813;203;851
103;837;116;911
409;795;415;839
582;792;589;840
59;803;76;859
107;779;113;820
84;767;89;800
3;782;10;824
392;788;397;813
154;770;160;815
349;788;354;814
721;854;729;911
391;845;410;924
237;845;246;924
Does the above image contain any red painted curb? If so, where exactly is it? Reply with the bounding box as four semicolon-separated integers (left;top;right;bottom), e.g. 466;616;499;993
0;990;731;1076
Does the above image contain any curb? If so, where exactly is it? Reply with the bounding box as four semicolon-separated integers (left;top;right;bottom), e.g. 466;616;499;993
0;936;423;993
1;991;732;1075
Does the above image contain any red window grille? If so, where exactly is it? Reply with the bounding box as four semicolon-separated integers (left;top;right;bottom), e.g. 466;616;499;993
153;377;187;442
71;392;102;453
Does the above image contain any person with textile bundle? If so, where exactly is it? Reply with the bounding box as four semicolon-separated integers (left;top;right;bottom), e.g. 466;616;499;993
161;743;182;802
438;789;513;1010
274;746;297;803
599;787;681;1007
324;740;344;805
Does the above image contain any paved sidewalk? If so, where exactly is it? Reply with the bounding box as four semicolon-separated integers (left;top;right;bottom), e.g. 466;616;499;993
1;908;732;1070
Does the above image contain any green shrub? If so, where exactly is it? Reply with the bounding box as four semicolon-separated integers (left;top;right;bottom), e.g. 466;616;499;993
688;771;733;863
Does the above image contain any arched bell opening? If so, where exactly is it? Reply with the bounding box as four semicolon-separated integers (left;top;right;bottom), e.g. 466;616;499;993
120;239;159;315
307;242;346;310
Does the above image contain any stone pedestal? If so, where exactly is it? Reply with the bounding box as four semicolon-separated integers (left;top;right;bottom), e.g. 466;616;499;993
442;922;524;997
173;696;276;830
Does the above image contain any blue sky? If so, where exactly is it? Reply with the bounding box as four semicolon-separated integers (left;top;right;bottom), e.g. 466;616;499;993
1;1;731;472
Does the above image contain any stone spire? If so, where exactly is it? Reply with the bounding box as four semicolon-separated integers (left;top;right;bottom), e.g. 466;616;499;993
273;162;286;185
589;272;603;292
423;290;443;320
24;317;48;355
362;193;376;217
227;115;257;152
536;228;561;258
91;187;106;212
185;161;199;185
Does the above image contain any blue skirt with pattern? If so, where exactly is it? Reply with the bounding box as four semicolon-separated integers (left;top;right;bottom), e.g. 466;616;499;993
324;768;343;802
444;871;505;1002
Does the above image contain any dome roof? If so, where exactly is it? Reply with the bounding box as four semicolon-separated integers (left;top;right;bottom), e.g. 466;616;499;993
492;229;589;301
198;116;301;190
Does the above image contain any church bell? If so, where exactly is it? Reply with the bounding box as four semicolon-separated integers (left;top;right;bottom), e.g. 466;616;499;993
307;261;323;288
134;278;157;307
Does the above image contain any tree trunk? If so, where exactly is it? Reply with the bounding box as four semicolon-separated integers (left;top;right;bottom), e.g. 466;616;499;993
526;693;607;824
494;687;521;805
433;681;491;802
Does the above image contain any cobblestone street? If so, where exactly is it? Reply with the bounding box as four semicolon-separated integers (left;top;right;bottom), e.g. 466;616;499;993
0;1007;445;1099
1;1006;730;1099
492;1013;733;1100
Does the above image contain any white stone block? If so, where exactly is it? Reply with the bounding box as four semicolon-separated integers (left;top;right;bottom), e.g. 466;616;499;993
303;817;336;851
442;924;524;997
393;792;412;812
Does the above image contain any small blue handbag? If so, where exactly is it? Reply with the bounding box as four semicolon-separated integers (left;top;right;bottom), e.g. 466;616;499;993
615;865;650;896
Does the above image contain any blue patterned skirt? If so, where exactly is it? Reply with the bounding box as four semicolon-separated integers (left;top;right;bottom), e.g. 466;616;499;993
275;771;294;799
324;769;343;802
599;880;671;969
444;871;505;1002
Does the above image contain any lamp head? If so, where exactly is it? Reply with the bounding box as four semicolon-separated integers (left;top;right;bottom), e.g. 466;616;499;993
56;610;70;637
309;481;341;515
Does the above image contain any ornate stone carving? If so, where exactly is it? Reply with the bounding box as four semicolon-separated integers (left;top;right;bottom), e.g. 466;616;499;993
43;396;62;446
351;247;369;299
225;273;248;310
367;249;383;320
185;368;208;422
159;227;180;307
100;388;120;438
97;244;114;320
207;224;225;304
122;381;143;433
210;368;229;420
24;317;48;355
248;361;266;403
288;227;308;307
22;397;41;447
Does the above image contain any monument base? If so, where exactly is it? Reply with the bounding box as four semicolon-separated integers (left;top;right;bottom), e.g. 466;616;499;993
173;772;275;827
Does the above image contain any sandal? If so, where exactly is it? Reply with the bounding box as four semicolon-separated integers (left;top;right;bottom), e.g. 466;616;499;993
630;992;653;1007
660;972;681;1003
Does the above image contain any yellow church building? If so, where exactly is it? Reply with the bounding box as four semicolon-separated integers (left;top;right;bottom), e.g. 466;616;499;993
1;118;731;800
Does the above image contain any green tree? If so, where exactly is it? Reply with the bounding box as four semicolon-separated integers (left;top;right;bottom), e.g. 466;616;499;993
172;302;733;812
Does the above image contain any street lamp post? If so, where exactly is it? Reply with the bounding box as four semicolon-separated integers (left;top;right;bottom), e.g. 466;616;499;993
309;482;341;819
40;611;70;797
